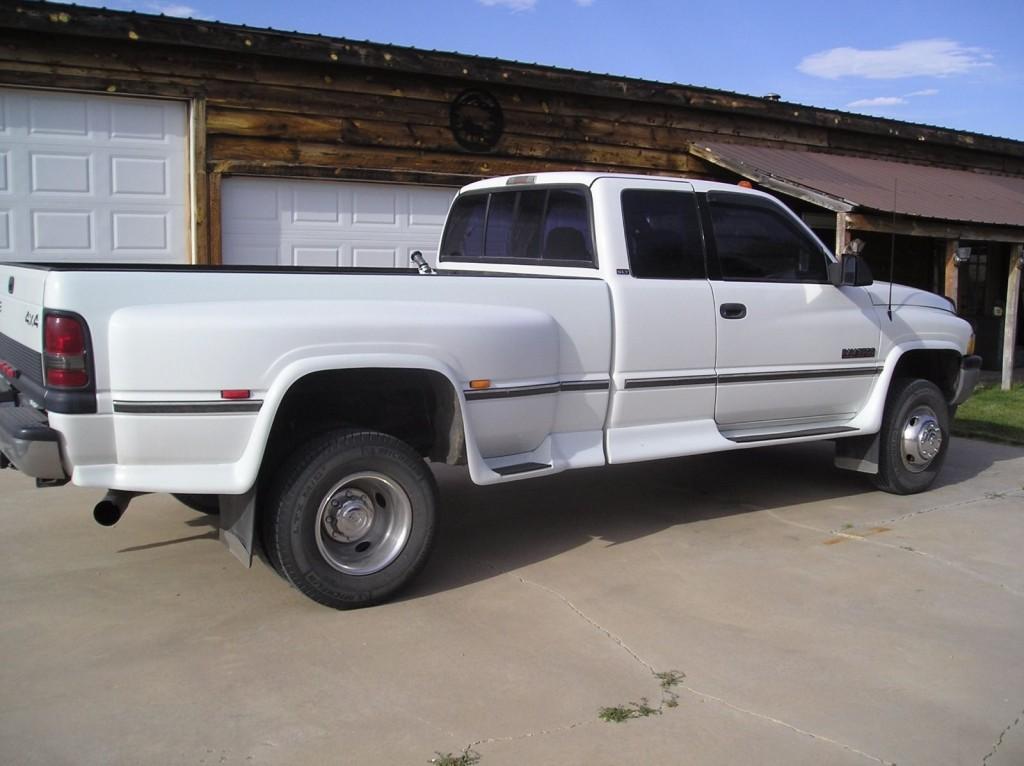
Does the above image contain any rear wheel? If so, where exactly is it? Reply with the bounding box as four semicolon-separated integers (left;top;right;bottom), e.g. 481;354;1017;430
262;429;438;609
873;378;950;495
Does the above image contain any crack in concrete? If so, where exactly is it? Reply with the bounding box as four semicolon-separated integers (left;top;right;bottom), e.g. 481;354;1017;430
516;575;656;672
508;572;895;765
765;510;1024;598
870;487;1024;528
678;682;896;766
467;718;598;749
982;707;1024;765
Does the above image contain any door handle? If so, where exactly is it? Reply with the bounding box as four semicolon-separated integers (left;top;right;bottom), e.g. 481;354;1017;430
720;303;747;319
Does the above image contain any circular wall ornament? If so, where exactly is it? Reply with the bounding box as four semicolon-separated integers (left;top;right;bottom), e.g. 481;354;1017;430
450;89;504;152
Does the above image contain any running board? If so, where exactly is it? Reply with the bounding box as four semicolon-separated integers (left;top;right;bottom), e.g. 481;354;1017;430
491;461;553;476
724;425;858;444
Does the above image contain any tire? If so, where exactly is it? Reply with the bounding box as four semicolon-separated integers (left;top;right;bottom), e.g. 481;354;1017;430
261;428;438;609
173;493;220;515
873;378;950;495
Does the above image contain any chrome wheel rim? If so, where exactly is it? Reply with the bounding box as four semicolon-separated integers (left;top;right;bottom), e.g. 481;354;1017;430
900;405;943;474
314;472;412;575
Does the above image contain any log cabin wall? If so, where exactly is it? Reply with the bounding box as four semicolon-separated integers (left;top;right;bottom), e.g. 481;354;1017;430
2;2;1023;264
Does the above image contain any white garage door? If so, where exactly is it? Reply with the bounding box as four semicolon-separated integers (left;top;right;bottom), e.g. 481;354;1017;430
0;88;188;264
221;177;457;268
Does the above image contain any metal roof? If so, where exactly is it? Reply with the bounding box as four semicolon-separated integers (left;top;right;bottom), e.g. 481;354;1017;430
691;142;1024;228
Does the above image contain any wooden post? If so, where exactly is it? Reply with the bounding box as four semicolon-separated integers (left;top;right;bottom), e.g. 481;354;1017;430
943;239;959;306
191;97;210;265
208;171;223;266
1002;243;1022;391
834;212;850;257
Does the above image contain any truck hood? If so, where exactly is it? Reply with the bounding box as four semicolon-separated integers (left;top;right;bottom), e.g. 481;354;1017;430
865;281;954;313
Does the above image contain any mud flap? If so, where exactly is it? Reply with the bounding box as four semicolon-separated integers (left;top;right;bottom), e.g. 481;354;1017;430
219;488;256;567
834;433;880;474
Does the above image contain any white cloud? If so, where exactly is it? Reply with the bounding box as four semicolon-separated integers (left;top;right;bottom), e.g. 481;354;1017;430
799;39;992;80
846;87;942;110
478;0;537;10
847;96;907;108
147;3;203;17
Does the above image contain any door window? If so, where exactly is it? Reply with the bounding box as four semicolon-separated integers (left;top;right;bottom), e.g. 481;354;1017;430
621;190;706;279
708;195;829;283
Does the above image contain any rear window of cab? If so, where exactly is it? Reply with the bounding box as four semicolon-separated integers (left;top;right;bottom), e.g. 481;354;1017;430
439;187;595;267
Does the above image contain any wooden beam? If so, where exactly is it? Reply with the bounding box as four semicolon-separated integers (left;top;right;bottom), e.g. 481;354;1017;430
844;213;1024;245
190;97;210;265
1003;244;1022;391
944;240;959;306
208;171;223;267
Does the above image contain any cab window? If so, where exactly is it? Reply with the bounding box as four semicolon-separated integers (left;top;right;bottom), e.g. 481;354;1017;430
440;188;594;266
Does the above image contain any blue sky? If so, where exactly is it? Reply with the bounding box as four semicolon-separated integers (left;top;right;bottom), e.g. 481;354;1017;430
84;0;1023;141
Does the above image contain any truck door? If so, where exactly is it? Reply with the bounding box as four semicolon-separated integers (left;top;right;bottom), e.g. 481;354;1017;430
603;180;719;463
704;191;882;435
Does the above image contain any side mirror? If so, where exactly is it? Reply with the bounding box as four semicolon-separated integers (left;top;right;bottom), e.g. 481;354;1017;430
829;253;873;287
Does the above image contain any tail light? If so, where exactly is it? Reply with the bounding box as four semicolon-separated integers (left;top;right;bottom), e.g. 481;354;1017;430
44;314;90;389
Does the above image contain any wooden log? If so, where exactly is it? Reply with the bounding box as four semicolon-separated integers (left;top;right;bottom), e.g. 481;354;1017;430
206;133;707;177
1003;244;1022;390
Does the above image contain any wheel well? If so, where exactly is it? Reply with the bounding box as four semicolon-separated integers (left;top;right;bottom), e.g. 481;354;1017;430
261;368;466;475
891;349;961;401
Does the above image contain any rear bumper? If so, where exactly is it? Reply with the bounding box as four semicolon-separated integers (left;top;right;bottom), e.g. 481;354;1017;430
951;355;983;406
0;402;68;480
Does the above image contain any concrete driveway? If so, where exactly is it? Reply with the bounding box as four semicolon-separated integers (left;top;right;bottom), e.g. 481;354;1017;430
1;437;1022;766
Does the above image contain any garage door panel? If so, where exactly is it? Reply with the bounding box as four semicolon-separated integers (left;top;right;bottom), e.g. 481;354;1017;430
0;88;187;263
33;210;93;251
111;156;169;196
30;152;92;194
223;177;456;267
0;210;11;251
28;92;89;137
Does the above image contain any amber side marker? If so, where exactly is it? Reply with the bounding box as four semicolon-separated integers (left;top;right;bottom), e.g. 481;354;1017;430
468;379;491;390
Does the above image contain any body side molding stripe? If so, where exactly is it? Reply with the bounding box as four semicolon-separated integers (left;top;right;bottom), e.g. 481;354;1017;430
464;379;609;400
113;401;264;414
468;366;882;399
624;375;717;390
717;367;883;384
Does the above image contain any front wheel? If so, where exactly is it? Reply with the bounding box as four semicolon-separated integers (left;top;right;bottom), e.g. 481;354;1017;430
262;429;438;609
873;378;950;495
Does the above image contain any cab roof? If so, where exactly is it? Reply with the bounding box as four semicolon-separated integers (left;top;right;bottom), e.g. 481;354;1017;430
458;172;768;197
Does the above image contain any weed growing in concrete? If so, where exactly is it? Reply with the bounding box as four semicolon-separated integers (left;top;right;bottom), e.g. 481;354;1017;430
599;669;686;723
599;697;660;722
430;747;481;765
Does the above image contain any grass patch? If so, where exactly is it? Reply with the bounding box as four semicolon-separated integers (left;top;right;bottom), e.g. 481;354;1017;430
430;748;481;766
599;669;685;724
953;383;1024;446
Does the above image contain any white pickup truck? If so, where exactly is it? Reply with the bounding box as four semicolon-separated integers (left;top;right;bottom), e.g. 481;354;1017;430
0;172;980;608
